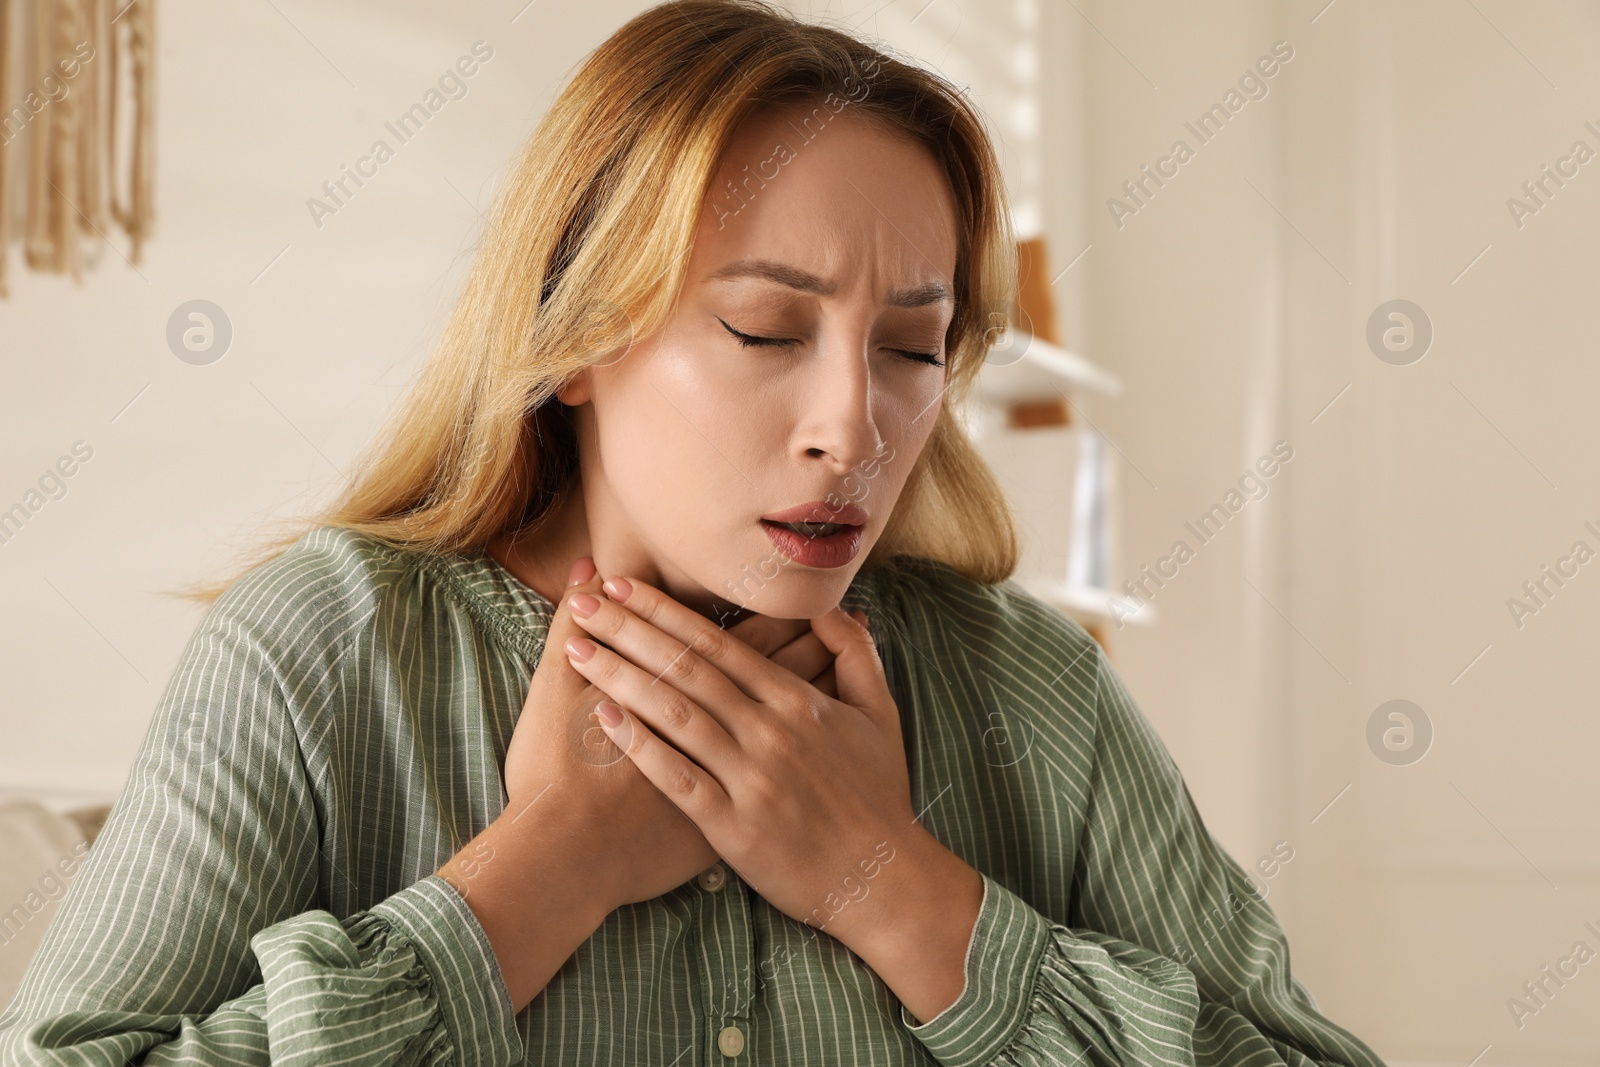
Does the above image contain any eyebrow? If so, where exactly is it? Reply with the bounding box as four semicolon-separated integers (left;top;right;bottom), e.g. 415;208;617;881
707;259;952;309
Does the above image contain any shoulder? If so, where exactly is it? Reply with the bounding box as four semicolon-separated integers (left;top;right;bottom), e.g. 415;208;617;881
213;525;419;626
867;560;1196;820
201;526;428;678
865;554;1102;703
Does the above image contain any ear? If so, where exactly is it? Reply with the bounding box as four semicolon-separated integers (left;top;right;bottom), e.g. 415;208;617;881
557;365;593;406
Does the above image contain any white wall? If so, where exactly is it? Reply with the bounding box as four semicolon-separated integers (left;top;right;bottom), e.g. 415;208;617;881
1065;1;1600;1062
1;0;614;804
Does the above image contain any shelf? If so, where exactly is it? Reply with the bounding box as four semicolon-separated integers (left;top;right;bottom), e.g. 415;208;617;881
1024;580;1156;627
980;332;1123;401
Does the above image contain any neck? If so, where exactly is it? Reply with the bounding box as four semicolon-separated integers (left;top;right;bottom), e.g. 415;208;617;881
487;482;592;608
487;479;758;628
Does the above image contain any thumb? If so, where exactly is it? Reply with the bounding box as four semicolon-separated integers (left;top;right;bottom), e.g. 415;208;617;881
810;607;890;712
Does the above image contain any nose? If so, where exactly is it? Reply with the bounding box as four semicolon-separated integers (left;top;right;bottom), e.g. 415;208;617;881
794;333;884;476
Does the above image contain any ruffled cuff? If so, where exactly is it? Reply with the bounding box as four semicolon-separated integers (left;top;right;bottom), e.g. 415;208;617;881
367;875;523;1067
248;875;523;1067
899;871;1053;1067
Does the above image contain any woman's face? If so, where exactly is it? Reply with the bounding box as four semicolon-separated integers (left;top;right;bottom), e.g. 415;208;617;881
559;101;960;622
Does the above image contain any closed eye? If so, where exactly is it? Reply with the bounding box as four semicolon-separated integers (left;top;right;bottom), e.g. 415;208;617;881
718;318;944;367
720;319;799;350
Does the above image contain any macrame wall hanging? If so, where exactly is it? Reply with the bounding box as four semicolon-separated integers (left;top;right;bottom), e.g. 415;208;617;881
0;0;156;300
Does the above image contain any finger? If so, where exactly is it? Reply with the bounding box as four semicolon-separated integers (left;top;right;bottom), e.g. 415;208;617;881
549;557;604;647
764;630;835;685
565;626;743;775
599;575;788;704
540;559;630;766
570;583;758;719
536;558;608;695
595;700;731;831
727;612;812;658
810;608;892;715
811;665;838;699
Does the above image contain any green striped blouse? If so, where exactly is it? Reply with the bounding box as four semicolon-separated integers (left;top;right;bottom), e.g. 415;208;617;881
0;526;1387;1066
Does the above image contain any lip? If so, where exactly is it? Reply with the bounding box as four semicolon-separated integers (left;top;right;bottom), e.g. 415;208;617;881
760;500;869;526
759;520;864;569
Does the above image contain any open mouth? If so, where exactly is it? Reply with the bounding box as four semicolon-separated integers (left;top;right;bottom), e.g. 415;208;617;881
758;518;864;568
762;520;851;538
757;501;870;569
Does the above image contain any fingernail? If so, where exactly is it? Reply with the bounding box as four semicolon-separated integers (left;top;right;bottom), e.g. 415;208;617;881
603;576;633;602
565;636;596;662
567;557;595;587
595;701;623;728
571;593;600;618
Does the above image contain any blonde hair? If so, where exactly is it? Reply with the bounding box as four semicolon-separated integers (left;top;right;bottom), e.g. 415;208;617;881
203;0;1021;599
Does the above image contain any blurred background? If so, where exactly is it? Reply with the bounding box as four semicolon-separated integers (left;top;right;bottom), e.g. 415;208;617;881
4;0;1599;1061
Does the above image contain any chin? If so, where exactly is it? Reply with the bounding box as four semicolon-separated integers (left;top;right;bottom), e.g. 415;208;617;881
715;559;860;621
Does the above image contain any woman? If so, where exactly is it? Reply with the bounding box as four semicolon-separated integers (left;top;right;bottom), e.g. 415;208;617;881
0;2;1388;1064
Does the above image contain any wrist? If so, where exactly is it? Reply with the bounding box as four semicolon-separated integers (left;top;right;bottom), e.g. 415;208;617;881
825;827;985;1025
823;825;975;958
491;807;618;926
438;809;615;1012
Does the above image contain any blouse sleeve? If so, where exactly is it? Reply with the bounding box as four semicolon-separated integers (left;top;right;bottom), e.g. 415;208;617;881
898;641;1389;1067
0;579;523;1067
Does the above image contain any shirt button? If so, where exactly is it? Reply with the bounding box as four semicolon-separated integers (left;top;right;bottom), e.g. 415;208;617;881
716;1025;745;1057
696;862;728;892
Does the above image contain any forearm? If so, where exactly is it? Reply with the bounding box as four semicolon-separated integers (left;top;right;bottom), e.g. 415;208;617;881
436;809;614;1014
827;826;985;1025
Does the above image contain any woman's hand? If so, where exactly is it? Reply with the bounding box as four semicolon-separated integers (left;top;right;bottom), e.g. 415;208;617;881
497;558;713;913
563;573;919;938
500;557;842;912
